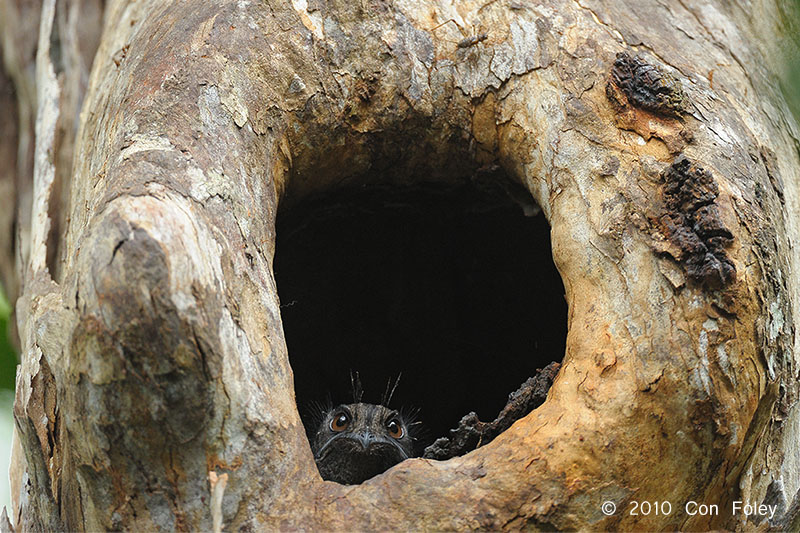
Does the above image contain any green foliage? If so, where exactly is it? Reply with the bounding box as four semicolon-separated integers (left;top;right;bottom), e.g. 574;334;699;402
0;287;17;391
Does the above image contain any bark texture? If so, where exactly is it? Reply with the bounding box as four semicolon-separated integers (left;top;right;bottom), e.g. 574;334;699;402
3;0;800;531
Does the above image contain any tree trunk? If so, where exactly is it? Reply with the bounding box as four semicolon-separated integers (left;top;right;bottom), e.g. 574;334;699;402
2;0;799;530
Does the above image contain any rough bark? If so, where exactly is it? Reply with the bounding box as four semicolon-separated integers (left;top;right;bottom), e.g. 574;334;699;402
3;0;799;531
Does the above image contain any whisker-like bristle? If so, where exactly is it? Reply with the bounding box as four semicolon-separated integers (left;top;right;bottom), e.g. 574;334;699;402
350;369;364;403
385;372;402;406
301;398;333;438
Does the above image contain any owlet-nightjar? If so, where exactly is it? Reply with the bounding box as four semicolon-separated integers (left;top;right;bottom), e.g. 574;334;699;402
311;403;416;485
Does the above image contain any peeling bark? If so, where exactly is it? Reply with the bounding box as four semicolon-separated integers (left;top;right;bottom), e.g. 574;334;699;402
423;362;561;460
3;0;800;531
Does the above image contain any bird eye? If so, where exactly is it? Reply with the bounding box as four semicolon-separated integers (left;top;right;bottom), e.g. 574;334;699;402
330;411;350;432
386;418;404;439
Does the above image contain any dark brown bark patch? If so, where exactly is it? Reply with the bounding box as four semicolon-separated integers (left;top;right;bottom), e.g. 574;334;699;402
657;156;736;289
608;52;686;117
422;362;560;460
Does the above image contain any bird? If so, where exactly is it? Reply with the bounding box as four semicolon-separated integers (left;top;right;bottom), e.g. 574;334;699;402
308;373;420;484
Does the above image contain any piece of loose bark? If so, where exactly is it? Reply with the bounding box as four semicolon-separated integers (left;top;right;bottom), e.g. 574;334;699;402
423;362;561;460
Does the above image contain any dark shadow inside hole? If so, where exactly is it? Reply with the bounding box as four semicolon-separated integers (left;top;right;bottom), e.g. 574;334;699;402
274;180;567;452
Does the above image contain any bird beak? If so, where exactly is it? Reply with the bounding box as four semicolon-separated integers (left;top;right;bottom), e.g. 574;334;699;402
353;430;378;450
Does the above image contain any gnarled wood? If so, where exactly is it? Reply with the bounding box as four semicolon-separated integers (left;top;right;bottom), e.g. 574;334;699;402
4;0;799;530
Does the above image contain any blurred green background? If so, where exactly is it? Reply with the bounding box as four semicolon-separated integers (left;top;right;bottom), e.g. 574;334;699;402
0;288;15;391
1;286;15;516
779;0;800;120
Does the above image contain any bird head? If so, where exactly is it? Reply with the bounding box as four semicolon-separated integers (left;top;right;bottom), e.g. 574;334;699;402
312;403;416;484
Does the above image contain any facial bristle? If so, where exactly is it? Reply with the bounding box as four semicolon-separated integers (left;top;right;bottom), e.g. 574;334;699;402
381;373;402;406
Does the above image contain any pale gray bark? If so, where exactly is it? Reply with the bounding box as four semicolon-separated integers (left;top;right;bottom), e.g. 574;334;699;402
2;0;799;530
